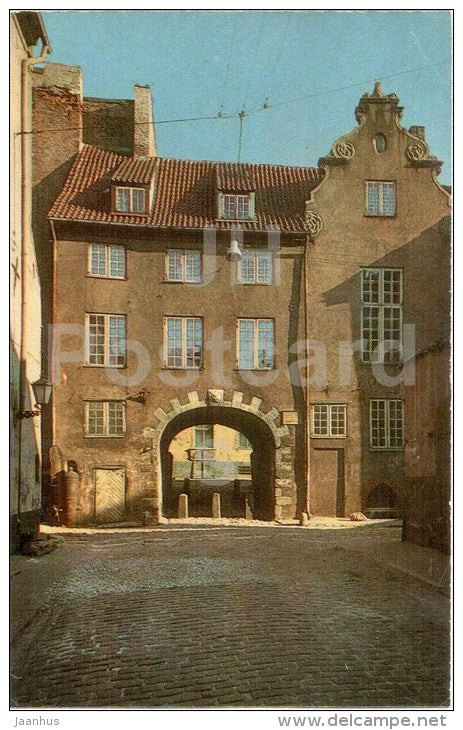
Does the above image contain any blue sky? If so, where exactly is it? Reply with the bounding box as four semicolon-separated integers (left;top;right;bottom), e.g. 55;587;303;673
42;10;451;183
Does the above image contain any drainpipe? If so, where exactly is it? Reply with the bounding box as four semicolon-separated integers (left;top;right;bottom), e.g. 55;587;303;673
17;40;50;536
304;235;311;516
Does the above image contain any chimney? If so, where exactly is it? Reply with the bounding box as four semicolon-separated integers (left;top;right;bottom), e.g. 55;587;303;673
409;126;425;141
133;84;156;157
31;63;83;187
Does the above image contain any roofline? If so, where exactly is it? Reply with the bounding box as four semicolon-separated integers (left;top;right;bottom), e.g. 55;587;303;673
83;96;133;104
12;11;51;54
78;144;322;173
48;216;308;235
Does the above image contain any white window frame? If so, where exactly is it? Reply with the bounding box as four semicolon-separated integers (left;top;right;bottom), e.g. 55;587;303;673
88;244;126;279
164;316;203;369
369;399;404;450
365;180;397;217
85;401;126;438
236;318;275;370
166;249;202;283
311;404;347;438
219;192;255;221
85;313;127;368
239;250;273;284
115;186;147;214
361;268;403;364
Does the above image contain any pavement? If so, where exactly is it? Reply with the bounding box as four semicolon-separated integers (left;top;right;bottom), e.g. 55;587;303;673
10;519;451;709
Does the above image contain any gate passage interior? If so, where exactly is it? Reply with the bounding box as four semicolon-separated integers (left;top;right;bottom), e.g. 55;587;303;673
159;406;276;521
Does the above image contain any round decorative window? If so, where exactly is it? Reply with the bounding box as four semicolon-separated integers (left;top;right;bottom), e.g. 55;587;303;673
374;133;387;153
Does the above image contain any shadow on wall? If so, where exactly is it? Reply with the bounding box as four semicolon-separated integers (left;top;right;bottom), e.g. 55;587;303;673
321;216;451;514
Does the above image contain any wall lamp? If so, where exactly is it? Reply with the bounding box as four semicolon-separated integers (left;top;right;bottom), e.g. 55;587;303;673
126;389;149;405
226;239;242;262
16;376;52;419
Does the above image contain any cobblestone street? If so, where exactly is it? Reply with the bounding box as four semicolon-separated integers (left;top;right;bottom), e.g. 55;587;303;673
10;522;450;709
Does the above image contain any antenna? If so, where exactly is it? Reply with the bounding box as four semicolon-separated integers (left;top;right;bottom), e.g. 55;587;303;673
237;107;246;163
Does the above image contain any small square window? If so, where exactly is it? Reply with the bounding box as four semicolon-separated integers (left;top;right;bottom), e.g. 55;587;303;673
89;244;126;279
219;193;254;220
86;401;126;437
311;404;347;437
166;250;201;283
240;251;273;284
115;186;147;214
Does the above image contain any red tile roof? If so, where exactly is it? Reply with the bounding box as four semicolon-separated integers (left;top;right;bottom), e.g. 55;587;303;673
48;144;323;232
111;156;156;184
216;162;255;192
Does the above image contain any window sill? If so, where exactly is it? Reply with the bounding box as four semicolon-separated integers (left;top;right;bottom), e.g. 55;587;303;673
161;366;203;371
162;279;202;285
234;367;275;372
113;210;149;217
86;275;127;281
219;218;256;223
238;282;274;286
311;435;347;439
83;364;127;369
369;447;404;452
84;435;126;439
360;360;403;366
364;213;397;219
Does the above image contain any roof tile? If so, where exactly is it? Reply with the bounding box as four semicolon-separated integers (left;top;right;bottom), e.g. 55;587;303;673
48;144;323;232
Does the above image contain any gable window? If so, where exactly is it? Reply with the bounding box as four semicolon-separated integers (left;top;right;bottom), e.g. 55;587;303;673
89;244;126;279
361;268;402;363
370;399;403;449
237;318;274;370
366;181;396;216
311;404;347;437
86;401;126;437
115;186;146;214
219;193;254;221
240;251;273;284
166;250;201;283
164;316;202;369
85;313;126;367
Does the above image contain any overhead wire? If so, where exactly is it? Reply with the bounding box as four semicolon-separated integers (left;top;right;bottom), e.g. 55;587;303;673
14;58;450;137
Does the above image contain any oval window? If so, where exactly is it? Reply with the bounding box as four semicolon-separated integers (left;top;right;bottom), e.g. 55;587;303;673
374;134;387;153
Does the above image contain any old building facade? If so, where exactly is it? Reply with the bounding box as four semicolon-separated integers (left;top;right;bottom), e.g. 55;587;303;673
27;58;450;526
10;12;50;547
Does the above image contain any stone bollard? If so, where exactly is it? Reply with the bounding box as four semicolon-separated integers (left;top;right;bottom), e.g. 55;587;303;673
178;493;188;518
299;511;309;526
63;468;79;526
212;492;221;518
244;492;253;520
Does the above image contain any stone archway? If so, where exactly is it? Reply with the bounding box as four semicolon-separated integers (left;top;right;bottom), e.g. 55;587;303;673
145;389;292;521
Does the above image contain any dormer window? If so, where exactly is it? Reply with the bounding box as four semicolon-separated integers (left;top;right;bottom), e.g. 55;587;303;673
219;193;255;221
114;186;147;214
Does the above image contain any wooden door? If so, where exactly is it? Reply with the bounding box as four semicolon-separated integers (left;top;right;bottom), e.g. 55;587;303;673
95;467;125;523
311;449;345;516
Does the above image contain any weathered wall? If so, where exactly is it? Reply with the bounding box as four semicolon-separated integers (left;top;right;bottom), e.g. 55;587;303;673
83;97;134;156
170;424;252;480
10;14;45;547
306;86;450;516
403;345;450;553
51;224;305;523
